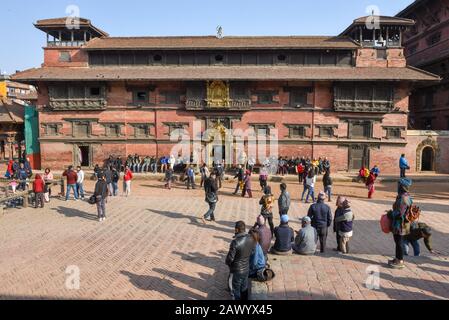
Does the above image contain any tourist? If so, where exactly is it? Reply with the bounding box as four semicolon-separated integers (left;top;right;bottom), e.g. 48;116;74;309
123;165;133;197
186;165;196;190
307;192;333;253
63;166;78;201
17;163;28;191
403;222;437;256
233;165;244;195
76;166;85;200
296;161;305;183
388;178;413;269
226;221;255;301
248;229;266;280
33;174;45;209
270;215;294;255
43;168;53;201
366;171;376;199
241;170;252;198
164;167;174;189
278;183;290;216
252;215;272;259
305;170;317;203
199;163;209;188
333;196;344;252
259;186;275;236
94;173;108;222
293;216;318;255
399;154;410;178
323;169;333;202
104;166;113;197
334;198;354;254
259;167;268;191
203;172;218;223
111;167;120;196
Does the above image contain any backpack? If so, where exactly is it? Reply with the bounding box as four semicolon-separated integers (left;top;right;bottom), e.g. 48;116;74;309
263;195;274;211
380;212;392;234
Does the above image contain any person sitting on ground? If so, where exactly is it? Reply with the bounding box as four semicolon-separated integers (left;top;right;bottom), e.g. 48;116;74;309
307;192;332;253
226;221;256;301
248;229;266;280
278;183;291;216
403;222;438;257
334;198;354;254
293;216;318;255
33;174;45;209
252;215;272;259
270;215;295;255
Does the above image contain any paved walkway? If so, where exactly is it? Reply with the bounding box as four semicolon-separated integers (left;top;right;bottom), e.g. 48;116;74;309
0;182;448;300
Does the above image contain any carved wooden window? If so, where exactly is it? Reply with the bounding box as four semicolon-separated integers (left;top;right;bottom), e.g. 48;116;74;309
289;88;309;107
186;83;206;99
165;123;189;137
285;125;308;138
104;124;122;137
59;52;71;62
319;126;334;138
133;90;149;105
73;122;91;137
250;124;273;136
385;127;402;139
257;92;275;104
161;91;181;104
42;123;62;136
230;84;250;100
348;121;372;139
89;87;101;98
131;124;154;138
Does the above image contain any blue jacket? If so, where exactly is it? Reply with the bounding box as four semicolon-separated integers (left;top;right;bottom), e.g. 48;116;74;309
399;157;409;169
308;200;333;229
249;243;266;277
273;223;294;252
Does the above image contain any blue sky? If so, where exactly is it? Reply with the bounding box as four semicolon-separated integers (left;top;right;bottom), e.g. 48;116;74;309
0;0;414;74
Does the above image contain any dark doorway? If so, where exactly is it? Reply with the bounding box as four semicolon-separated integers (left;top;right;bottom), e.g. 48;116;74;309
79;146;90;167
212;145;226;164
349;145;369;171
421;147;434;171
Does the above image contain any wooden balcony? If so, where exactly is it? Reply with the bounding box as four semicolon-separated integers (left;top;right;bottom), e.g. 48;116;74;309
334;99;394;113
49;98;107;111
185;99;251;111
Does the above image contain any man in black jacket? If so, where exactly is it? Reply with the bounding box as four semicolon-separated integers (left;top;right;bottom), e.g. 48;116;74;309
307;192;333;253
232;165;244;195
202;173;218;223
226;221;256;301
94;173;109;222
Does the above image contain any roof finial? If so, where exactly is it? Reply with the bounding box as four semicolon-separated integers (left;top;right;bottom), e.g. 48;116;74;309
216;25;223;39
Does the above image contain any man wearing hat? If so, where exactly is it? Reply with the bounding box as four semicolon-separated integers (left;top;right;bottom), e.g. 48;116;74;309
270;215;295;255
293;216;318;255
389;178;413;269
307;191;333;253
253;215;272;258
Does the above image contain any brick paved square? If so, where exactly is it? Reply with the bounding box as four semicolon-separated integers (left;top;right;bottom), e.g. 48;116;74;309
0;179;448;300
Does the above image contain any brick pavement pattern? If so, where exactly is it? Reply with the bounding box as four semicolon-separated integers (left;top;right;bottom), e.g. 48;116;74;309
0;181;448;300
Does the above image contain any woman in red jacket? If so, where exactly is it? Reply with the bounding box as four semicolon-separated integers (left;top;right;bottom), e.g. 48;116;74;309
33;174;45;208
123;166;133;197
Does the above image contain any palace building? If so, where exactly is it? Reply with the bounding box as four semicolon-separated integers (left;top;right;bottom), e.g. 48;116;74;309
13;16;440;173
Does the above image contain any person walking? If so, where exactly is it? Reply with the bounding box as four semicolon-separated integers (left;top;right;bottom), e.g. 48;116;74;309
123;166;133;197
164;167;174;189
399;154;410;178
203;172;218;223
111;167;120;196
241;170;253;198
226;221;256;301
104;166;113;197
388;178;413;269
323;170;333;202
214;162;224;189
259;167;268;192
43;168;53;202
366;171;376;199
293;216;318;255
305;170;317;203
199;163;210;188
76;166;85;200
334;198;354;254
233;165;244;195
307;192;333;253
278;183;291;216
186;165;196;190
63;166;78;201
94;173;109;222
259;186;275;236
33;174;45;209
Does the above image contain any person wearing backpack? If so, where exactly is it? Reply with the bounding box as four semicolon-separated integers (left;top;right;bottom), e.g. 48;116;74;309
111;167;120;196
388;178;413;269
259;186;275;236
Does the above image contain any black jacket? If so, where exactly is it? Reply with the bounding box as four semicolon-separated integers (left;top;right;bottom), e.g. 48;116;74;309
225;233;255;274
204;177;218;194
234;168;244;181
94;180;109;199
323;174;333;187
308;200;333;229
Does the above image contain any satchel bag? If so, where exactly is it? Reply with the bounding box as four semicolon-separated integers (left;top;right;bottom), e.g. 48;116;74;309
88;195;97;205
206;192;218;203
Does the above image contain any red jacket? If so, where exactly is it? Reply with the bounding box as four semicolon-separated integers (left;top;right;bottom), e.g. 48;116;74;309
124;170;133;182
33;175;45;193
63;170;78;185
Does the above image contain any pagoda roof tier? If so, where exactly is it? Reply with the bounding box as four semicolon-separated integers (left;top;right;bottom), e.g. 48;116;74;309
12;65;440;82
